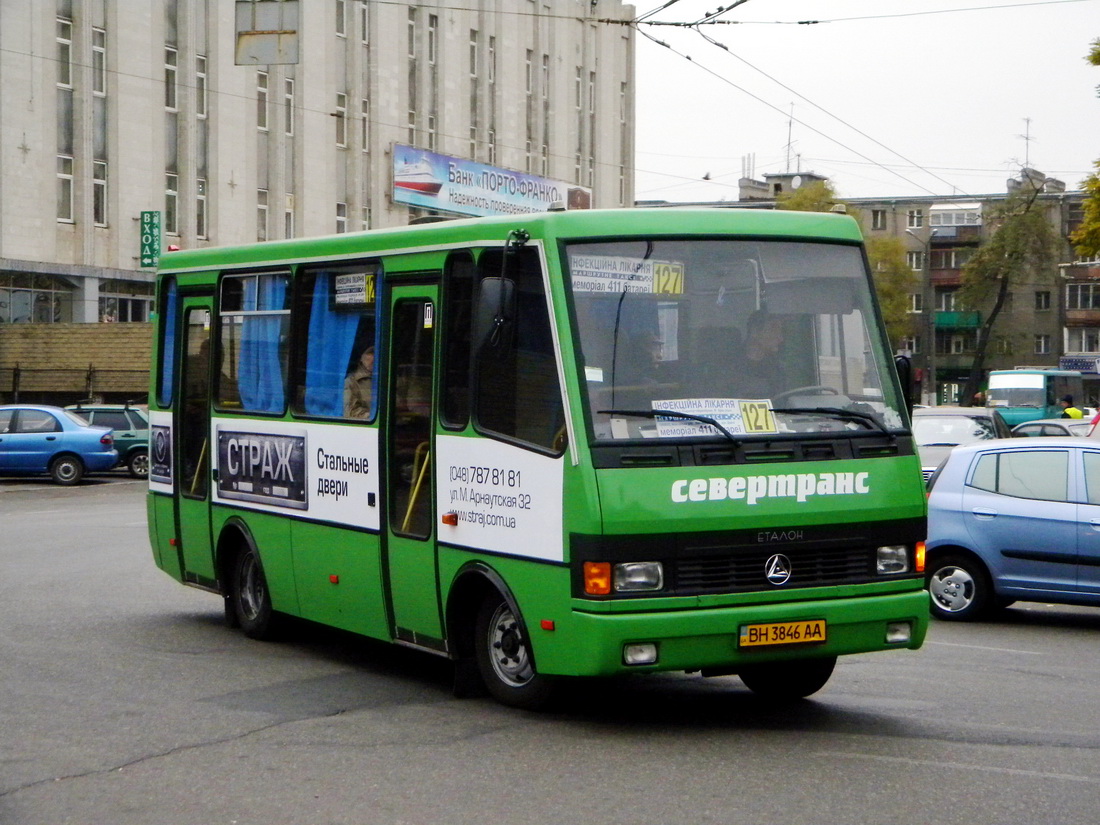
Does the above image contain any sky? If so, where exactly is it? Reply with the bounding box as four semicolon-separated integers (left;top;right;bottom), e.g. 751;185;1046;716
632;0;1100;203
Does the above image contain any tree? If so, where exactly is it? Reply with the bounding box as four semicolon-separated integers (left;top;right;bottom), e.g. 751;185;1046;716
1070;38;1100;257
958;182;1058;405
775;179;841;213
865;237;918;350
1072;159;1100;257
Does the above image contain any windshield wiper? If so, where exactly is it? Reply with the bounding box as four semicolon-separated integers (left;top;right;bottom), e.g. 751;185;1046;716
770;406;893;438
598;408;739;444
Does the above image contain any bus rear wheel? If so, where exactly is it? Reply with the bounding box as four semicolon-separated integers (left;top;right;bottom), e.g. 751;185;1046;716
474;594;556;710
738;656;836;700
231;546;278;640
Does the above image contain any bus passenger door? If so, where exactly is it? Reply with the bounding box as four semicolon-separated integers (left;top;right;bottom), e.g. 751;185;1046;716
384;288;443;650
175;301;218;587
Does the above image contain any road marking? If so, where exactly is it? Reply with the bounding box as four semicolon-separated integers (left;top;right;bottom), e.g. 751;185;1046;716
926;640;1042;655
816;751;1097;783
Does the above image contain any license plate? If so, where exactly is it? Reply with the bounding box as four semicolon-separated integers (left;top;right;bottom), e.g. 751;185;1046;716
739;619;826;647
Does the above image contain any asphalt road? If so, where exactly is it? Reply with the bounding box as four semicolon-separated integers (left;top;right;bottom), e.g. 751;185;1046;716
2;477;1100;825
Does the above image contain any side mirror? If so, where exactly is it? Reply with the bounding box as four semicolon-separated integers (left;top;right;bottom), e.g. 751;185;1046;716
894;354;913;416
473;276;516;352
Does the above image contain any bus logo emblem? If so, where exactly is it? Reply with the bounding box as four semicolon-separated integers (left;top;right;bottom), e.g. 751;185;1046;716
765;554;792;585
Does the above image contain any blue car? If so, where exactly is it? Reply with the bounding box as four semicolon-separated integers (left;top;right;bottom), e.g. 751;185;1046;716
926;437;1100;620
0;404;117;486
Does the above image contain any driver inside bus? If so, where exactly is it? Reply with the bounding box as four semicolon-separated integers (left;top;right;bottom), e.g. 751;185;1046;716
739;311;786;399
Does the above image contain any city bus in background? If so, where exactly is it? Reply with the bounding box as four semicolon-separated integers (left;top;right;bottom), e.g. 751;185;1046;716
146;207;928;709
985;368;1085;426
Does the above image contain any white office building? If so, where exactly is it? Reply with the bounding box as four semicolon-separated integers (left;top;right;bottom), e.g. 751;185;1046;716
0;0;636;325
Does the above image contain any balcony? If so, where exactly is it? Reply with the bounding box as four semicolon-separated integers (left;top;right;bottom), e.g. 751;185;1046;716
935;311;981;328
1066;308;1100;326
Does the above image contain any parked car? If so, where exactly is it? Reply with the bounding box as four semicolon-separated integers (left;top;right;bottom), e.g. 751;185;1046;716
1011;417;1096;438
0;404;117;485
66;403;149;478
912;405;1012;482
925;437;1100;620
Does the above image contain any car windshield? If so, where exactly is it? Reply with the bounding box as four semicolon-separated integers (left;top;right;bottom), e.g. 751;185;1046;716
565;238;905;442
913;415;996;446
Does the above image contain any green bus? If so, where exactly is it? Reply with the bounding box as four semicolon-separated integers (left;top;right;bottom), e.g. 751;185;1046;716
147;207;928;709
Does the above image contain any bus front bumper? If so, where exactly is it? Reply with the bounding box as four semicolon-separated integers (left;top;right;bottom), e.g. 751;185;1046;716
535;589;929;677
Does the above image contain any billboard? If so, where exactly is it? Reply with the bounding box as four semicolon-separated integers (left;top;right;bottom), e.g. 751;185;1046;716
391;144;591;218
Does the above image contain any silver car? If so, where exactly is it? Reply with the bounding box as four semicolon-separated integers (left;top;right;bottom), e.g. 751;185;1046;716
1011;417;1097;438
912;406;1012;483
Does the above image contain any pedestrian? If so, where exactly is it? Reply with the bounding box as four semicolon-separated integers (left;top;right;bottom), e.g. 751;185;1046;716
1059;394;1083;419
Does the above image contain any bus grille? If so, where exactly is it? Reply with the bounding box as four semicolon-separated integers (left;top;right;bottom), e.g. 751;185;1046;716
673;546;875;594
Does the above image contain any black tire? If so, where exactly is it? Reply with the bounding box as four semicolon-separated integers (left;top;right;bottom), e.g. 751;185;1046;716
49;455;84;486
231;546;279;640
473;593;556;710
127;449;149;479
739;656;837;700
927;553;992;621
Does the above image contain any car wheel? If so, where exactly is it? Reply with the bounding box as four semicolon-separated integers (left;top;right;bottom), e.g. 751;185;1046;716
127;449;149;479
738;656;836;700
49;455;84;486
474;593;556;710
231;546;279;640
927;554;991;621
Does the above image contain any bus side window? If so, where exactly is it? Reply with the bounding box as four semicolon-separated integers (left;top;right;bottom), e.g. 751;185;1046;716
440;252;476;428
217;272;290;414
473;247;565;453
291;265;378;420
156;277;178;408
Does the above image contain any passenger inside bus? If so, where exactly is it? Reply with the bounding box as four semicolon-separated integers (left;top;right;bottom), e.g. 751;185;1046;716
343;345;375;418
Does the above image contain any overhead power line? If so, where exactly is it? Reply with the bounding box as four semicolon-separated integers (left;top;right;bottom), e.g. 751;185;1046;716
634;27;948;197
638;0;1092;26
687;26;968;196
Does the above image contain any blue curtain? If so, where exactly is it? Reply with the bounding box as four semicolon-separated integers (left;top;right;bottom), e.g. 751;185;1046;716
304;275;361;417
238;275;288;413
157;279;178;407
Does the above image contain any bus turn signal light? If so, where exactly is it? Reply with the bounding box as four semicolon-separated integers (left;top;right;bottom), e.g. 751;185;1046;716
441;512;458;526
584;562;612;595
915;541;926;573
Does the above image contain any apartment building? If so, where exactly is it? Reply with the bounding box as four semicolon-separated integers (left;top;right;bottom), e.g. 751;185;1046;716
851;171;1089;405
0;0;636;400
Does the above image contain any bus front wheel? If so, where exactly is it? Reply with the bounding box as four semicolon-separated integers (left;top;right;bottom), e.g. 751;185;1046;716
738;656;836;700
231;546;278;640
474;594;556;710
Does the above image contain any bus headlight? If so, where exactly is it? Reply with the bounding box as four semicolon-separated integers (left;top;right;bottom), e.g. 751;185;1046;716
876;545;910;575
613;562;664;592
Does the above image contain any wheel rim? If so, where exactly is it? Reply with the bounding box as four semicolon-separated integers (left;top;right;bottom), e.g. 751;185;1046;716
55;460;79;482
486;603;534;687
131;453;149;477
239;553;266;622
929;565;976;613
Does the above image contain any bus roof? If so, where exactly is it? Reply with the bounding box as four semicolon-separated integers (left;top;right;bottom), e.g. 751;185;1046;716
156;207;864;276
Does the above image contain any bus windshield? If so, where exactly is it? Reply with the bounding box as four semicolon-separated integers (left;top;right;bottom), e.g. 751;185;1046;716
986;387;1045;408
566;238;906;442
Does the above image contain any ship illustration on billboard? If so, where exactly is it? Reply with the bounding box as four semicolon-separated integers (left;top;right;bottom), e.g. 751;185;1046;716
393;158;443;196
